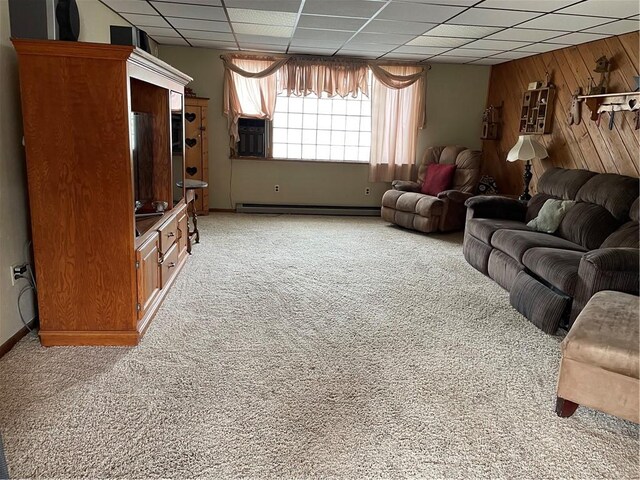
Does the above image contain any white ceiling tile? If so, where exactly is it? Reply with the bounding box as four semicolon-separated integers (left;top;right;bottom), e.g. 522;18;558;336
469;57;507;65
288;47;338;55
341;43;394;54
190;39;237;49
167;17;229;31
121;13;170;28
490;50;536;59
448;8;541;27
178;22;230;33
362;20;436;35
233;23;293;37
153;36;189;46
486;28;568;42
297;15;367;31
336;50;383;58
290;37;345;48
517;14;610;31
227;8;297;26
394;0;477;5
556;0;640;19
303;0;386;18
153;0;222;5
140;26;180;38
378;3;465;23
381;52;430;60
350;32;418;45
445;47;504;57
151;2;226;21
235;34;290;45
516;42;571;53
545;32;609;45
181;30;235;42
463;38;532;50
407;36;472;48
102;0;156;15
584;19;640;35
424;24;503;38
429;55;475;63
394;45;451;55
223;0;301;12
293;28;354;42
477;0;579;12
239;43;287;52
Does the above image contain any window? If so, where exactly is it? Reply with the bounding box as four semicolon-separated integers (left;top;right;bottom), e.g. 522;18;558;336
271;72;372;163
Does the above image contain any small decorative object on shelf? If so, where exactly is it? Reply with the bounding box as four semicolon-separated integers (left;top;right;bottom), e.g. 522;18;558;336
568;87;583;126
588;56;611;95
185;86;197;97
520;75;555;134
477;175;498;195
578;90;640;129
481;102;502;140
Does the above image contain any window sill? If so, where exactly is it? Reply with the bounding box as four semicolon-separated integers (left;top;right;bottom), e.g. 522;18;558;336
232;156;369;165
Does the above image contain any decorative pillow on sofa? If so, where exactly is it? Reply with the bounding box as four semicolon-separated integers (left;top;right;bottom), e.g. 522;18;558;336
527;199;576;233
421;164;456;196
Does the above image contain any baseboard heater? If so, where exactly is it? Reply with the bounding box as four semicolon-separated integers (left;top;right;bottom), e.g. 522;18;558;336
235;203;381;216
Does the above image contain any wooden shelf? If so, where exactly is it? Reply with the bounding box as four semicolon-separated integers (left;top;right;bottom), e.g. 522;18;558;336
577;91;640;120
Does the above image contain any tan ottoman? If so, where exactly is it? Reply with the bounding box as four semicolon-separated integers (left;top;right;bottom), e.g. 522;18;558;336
556;290;639;423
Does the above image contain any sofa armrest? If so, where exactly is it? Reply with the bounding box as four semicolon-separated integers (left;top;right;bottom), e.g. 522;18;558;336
464;195;527;222
392;180;421;192
437;190;473;203
571;248;640;323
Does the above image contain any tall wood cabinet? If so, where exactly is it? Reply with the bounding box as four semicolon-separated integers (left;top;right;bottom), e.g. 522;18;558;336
185;97;210;215
13;40;193;346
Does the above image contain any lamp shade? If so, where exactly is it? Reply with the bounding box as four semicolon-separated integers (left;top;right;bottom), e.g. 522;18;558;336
506;135;548;162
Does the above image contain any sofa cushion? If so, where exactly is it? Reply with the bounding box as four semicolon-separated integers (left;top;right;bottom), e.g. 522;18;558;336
466;218;530;244
537;168;597;200
575;173;640;221
557;202;621;250
421;163;456;196
630;197;639;222
415;195;445;217
382;189;405;208
601;221;640;248
492;229;586;263
392;192;444;216
522;247;584;296
562;290;639;379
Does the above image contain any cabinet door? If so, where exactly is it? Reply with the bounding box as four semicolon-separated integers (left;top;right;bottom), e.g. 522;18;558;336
136;233;161;320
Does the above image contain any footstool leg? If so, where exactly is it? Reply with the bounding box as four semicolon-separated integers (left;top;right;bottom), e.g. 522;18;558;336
556;396;579;417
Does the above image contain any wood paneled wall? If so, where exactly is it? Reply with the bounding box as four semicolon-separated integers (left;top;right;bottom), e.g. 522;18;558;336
482;31;639;195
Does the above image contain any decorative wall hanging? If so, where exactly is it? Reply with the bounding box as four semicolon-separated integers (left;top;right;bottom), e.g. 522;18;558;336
481;102;502;140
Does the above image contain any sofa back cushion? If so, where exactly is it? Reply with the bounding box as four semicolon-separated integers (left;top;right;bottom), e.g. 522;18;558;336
558;203;621;250
417;146;480;194
630;197;639;221
575;173;639;221
537;167;597;199
601;221;640;248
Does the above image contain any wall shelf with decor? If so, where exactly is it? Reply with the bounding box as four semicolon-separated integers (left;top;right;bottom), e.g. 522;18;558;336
519;86;555;134
577;91;640;121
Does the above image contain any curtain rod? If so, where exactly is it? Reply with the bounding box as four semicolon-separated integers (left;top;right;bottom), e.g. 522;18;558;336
219;52;432;70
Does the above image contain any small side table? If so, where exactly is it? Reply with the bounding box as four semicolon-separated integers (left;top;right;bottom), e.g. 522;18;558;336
177;179;209;254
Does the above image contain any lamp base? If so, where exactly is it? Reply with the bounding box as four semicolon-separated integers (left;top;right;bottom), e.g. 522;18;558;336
520;160;532;202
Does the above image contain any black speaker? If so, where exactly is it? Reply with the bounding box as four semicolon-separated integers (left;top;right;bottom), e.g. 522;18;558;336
55;0;80;41
8;0;58;40
110;26;152;54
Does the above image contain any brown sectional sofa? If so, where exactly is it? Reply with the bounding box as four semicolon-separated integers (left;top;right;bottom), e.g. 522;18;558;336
463;167;639;334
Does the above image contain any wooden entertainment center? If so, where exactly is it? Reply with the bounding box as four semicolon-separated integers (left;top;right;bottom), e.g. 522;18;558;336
13;40;193;346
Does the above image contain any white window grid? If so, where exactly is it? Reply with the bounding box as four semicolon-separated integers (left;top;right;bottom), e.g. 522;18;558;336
272;72;372;163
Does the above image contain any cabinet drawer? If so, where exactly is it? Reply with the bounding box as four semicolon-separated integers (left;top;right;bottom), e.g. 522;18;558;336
158;215;178;254
161;242;179;288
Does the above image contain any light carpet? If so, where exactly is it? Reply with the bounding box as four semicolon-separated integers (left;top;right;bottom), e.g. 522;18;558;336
0;214;637;479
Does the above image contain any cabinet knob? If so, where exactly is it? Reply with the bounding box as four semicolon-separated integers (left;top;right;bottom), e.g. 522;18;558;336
168;262;176;269
167;232;175;238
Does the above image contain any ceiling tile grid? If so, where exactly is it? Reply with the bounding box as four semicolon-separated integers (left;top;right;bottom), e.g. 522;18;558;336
99;0;640;65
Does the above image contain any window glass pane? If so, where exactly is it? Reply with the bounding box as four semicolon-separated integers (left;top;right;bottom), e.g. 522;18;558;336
345;116;360;131
331;130;345;146
273;113;287;128
332;101;346;115
273;143;287;158
361;101;371;116
317;114;331;130
345;132;360;146
275;97;288;112
332;115;346;130
358;146;370;162
289;96;303;113
346;101;360;116
330;145;344;161
304;99;318;114
317;145;330;159
289;113;302;127
318;99;332;114
360;117;371;131
359;131;371;146
345;146;359;161
273;127;287;143
302;144;316;159
287;128;302;144
288;144;302;159
302;129;316;144
303;114;317;130
317;130;331;145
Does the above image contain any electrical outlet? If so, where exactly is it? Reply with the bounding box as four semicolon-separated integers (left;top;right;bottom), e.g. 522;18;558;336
365;187;371;196
10;264;27;286
274;185;280;193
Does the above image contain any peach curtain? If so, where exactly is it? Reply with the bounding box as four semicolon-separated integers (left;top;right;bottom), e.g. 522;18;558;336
222;55;288;150
369;64;426;183
279;56;369;98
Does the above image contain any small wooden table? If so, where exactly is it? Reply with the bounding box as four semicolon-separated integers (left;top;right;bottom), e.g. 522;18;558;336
177;179;209;254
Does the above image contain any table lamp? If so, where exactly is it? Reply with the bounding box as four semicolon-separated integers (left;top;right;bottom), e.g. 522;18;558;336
506;135;548;201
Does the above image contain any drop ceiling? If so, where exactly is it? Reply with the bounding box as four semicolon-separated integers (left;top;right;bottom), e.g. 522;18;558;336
100;0;640;64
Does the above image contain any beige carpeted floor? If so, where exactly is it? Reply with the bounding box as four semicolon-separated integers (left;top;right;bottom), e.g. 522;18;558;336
0;214;637;479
